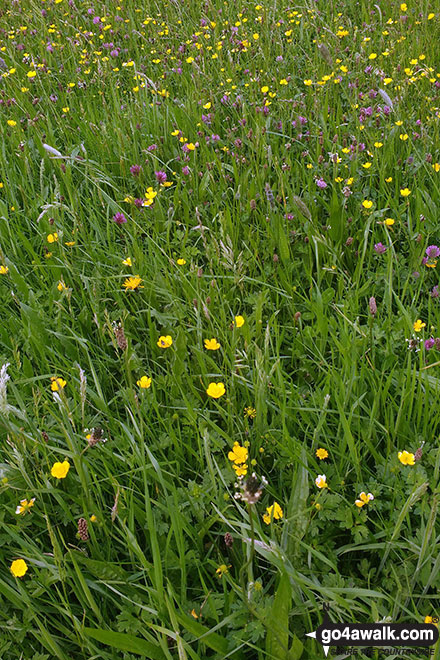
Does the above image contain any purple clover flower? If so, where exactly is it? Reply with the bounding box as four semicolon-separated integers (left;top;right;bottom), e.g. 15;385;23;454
130;164;142;176
155;170;167;183
374;243;387;254
113;212;127;225
426;245;440;258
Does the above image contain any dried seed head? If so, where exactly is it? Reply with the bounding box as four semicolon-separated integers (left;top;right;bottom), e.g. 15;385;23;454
235;472;268;504
87;427;107;447
111;489;120;523
265;183;275;209
369;296;377;317
414;443;424;462
0;362;11;417
78;518;89;541
113;323;128;351
41;431;49;442
224;532;234;548
318;43;333;67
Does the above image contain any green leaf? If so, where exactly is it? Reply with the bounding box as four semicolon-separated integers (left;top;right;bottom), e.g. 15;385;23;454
328;188;343;243
176;613;230;655
83;628;167;659
288;634;304;660
266;572;292;659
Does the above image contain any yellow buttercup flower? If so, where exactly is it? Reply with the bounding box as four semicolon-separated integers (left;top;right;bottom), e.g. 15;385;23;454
215;564;230;577
10;559;28;578
400;188;411;197
228;442;248;465
316;448;328;460
425;616;438;626
362;200;373;209
233;463;248;477
204;338;220;350
51;460;70;479
206;382;225;398
47;233;58;243
398;450;415;466
176;258;186;265
234;315;245;328
413;319;426;332
355;492;374;508
15;498;36;515
145;187;157;200
0;265;9;274
50;377;66;391
384;218;395;226
157;335;173;349
122;257;132;266
263;501;284;524
315;474;328;489
137;376;152;389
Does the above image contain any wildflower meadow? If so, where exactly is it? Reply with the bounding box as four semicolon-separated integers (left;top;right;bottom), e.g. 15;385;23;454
1;0;440;658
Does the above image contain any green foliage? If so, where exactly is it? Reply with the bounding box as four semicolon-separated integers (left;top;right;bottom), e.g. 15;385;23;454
0;0;439;658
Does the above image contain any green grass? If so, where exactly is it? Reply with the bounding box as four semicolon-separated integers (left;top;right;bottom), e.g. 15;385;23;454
0;0;440;658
